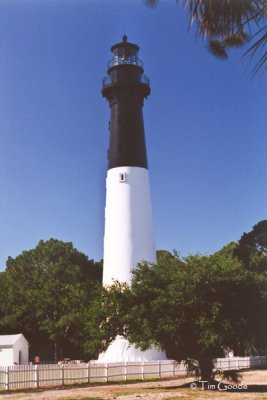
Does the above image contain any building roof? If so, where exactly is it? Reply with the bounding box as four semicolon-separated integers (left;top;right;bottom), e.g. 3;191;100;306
0;334;27;346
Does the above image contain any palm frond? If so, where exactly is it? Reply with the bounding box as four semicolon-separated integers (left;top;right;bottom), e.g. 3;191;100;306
144;0;159;7
183;0;263;39
224;31;250;47
144;0;267;71
214;368;243;384
253;51;267;73
208;40;228;58
244;25;267;57
243;25;267;72
184;358;200;377
184;0;267;71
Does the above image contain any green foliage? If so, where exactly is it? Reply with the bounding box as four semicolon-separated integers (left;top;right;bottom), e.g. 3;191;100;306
234;220;267;272
0;272;9;326
156;249;179;262
85;281;129;359
86;248;267;380
0;239;102;362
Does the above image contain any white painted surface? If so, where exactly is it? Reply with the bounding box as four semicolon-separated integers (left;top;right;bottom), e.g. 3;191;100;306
101;166;166;361
98;336;166;362
0;348;13;366
0;334;29;366
103;166;156;285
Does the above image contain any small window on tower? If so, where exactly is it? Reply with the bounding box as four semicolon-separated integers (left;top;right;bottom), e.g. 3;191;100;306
119;173;126;182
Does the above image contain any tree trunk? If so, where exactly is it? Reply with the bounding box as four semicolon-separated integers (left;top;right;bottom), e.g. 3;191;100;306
198;356;214;382
54;341;58;363
59;341;63;361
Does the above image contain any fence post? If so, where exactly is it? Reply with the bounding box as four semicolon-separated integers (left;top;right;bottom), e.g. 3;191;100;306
5;366;9;391
61;364;65;386
35;365;39;388
141;362;144;380
124;362;127;381
87;362;90;383
173;360;175;377
105;363;108;383
158;361;161;378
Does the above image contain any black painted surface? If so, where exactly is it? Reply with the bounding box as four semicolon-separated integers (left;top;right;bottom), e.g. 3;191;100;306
102;37;150;170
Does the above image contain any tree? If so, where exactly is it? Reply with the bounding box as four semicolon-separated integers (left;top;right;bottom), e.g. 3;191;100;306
156;249;177;262
234;220;267;272
1;239;102;362
86;249;267;381
0;272;8;323
85;281;128;360
146;0;267;72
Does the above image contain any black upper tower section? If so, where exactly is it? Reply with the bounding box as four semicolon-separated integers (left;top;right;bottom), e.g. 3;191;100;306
102;36;150;170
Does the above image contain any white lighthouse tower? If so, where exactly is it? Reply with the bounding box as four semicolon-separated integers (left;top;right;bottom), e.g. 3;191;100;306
99;36;166;362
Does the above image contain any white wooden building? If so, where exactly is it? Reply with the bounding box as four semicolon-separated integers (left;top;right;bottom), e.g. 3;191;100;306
0;334;29;366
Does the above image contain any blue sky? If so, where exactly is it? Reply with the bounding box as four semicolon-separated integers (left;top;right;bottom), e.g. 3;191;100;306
0;0;266;270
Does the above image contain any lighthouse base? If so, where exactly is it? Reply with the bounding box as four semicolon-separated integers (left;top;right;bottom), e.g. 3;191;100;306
98;336;166;363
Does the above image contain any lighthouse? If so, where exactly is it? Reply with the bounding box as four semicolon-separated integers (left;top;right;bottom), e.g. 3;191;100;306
99;36;166;362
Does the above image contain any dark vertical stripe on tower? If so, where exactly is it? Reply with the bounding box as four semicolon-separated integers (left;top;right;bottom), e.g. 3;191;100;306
102;37;150;170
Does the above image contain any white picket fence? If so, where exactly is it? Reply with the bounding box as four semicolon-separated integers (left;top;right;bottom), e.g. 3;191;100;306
0;356;266;391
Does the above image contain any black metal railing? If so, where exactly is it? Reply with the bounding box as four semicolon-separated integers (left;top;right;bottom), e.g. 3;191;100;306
102;74;150;88
107;56;144;69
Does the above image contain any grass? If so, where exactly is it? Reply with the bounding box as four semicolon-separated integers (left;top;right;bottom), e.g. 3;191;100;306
0;395;28;399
